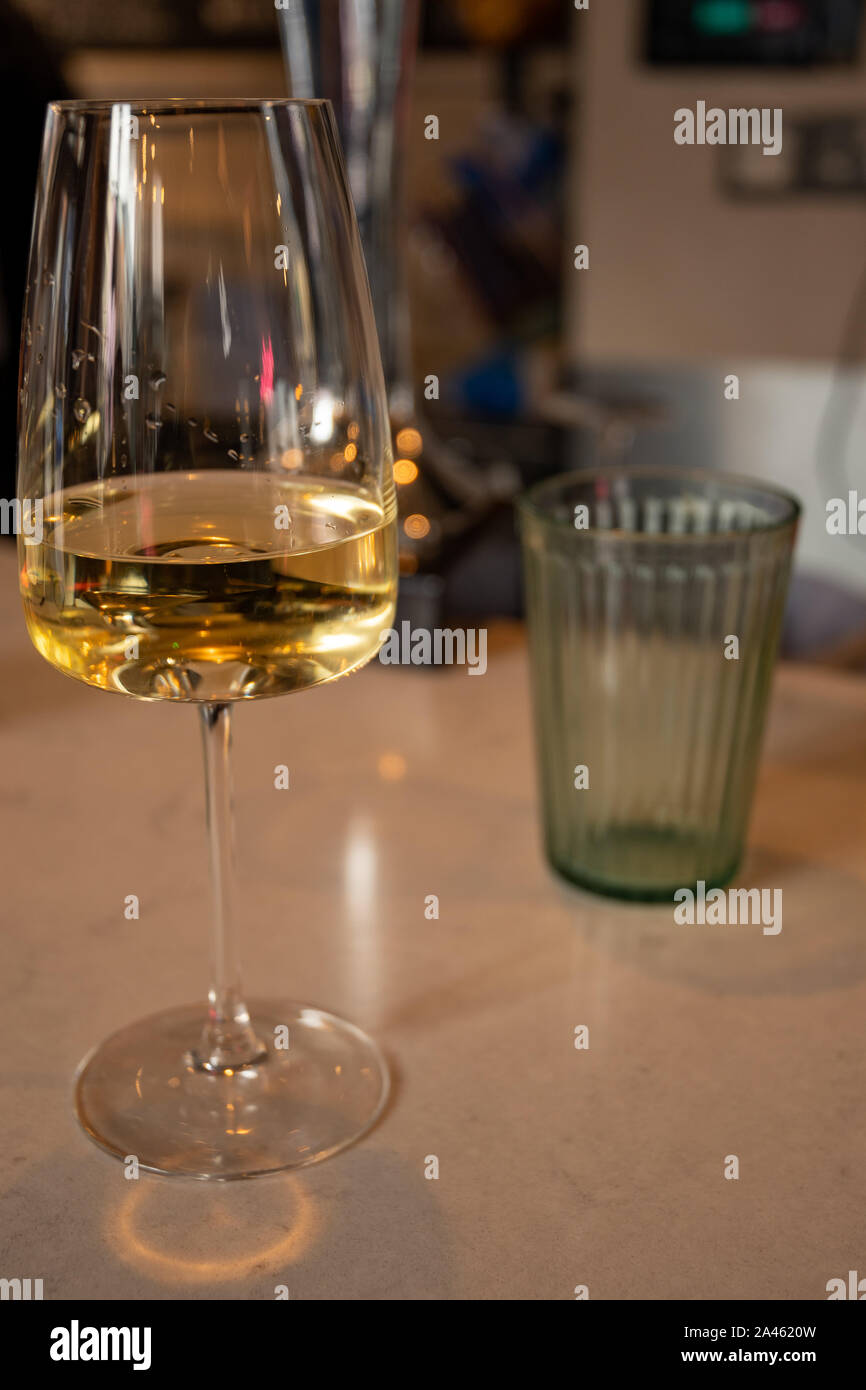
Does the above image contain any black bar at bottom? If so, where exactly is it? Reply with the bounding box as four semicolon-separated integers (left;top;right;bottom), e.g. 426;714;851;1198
5;1297;861;1374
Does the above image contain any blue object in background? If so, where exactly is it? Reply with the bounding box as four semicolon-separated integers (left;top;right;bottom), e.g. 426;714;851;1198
446;349;526;417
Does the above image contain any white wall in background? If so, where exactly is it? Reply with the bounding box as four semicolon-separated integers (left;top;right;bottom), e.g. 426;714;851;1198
579;360;866;600
566;6;866;602
568;4;866;366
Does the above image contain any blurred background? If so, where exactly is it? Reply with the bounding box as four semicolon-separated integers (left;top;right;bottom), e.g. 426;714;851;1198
3;0;866;661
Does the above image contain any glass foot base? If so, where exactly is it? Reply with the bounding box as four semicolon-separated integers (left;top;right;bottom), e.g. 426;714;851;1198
74;999;389;1180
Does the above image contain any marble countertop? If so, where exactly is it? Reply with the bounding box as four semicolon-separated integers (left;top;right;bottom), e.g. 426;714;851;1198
1;544;864;1300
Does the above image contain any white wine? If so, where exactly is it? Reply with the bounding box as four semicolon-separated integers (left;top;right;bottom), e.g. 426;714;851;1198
21;471;397;700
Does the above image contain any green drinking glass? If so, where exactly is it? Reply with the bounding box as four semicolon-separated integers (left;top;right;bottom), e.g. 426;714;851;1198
518;466;800;901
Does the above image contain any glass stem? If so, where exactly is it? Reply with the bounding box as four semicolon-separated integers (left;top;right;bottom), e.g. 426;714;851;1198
195;703;266;1073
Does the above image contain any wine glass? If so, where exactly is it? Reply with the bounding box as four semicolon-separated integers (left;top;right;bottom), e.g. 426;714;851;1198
17;99;398;1178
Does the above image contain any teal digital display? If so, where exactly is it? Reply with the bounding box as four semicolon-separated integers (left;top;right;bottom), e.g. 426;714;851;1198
646;0;862;64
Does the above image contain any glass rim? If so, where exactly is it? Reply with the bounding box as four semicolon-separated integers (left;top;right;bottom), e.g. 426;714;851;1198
47;97;332;116
516;464;802;543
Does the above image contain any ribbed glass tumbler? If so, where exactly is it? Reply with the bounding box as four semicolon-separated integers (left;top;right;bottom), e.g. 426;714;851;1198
518;467;800;900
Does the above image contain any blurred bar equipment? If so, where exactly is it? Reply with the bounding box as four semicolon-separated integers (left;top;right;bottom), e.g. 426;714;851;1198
278;0;500;611
279;0;416;431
